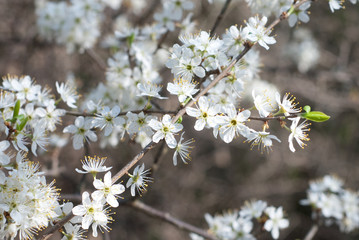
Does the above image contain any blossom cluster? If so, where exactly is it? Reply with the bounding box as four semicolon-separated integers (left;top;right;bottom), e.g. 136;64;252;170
72;156;154;237
35;0;122;53
0;0;353;239
240;0;357;17
0;153;59;239
0;75;70;156
284;28;320;73
301;175;359;233
190;200;289;240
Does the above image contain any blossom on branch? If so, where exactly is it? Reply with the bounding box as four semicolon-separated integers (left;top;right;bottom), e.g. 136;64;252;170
148;114;183;148
126;163;153;196
244;16;276;50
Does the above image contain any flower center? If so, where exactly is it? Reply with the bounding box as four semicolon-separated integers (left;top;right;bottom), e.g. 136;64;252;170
88;207;94;214
163;126;169;133
138;118;145;125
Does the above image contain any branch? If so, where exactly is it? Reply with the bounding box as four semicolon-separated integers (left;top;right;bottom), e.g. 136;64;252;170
85;49;107;71
37;213;75;240
111;140;157;183
303;224;319;240
111;0;310;184
129;200;219;240
37;1;313;237
154;30;170;54
248;114;300;121
135;0;161;26
65;109;177;117
210;0;232;37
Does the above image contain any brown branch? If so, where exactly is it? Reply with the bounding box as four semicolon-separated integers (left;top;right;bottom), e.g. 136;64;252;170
111;0;310;185
303;224;319;240
85;49;107;71
154;30;170;54
134;0;161;26
37;1;313;237
111;140;158;184
37;213;75;240
65;109;177;117
128;200;219;240
210;0;232;37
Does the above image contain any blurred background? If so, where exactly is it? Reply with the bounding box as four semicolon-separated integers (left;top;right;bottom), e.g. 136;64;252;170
0;0;359;239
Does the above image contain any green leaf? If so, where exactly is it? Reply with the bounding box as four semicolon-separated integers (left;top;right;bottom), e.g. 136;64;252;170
16;116;28;131
303;105;311;113
11;100;21;123
127;33;135;47
176;116;183;124
301;111;330;122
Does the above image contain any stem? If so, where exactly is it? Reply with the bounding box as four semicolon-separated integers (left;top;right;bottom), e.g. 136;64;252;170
210;0;232;37
85;49;107;71
248;114;300;122
129;200;219;240
303;224;319;240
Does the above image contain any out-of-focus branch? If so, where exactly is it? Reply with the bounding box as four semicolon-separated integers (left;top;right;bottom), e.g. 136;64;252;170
304;224;319;240
128;200;219;240
210;0;232;37
154;30;170;54
85;49;107;71
135;0;161;26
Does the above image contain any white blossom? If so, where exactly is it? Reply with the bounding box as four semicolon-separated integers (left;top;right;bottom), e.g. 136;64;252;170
93;106;125;136
148;114;183;148
126;163;152;196
75;156;112;175
72;191;111;237
92;171;125;207
173;132;194;166
288;117;310;152
63;116;97;150
56;75;79;108
264;206;289;239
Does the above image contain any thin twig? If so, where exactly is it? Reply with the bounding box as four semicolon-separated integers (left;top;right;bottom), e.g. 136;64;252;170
154;30;170;54
65;109;177;117
303;224;319;240
60;194;82;202
85;49;107;71
150;140;167;174
76;141;90;194
135;0;161;26
129;200;219;240
210;0;232;37
112;141;158;184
